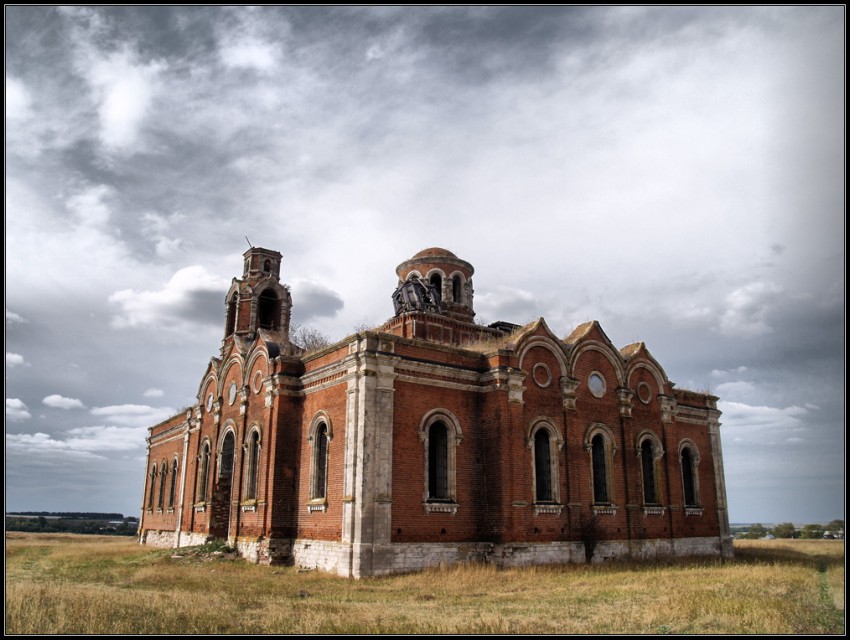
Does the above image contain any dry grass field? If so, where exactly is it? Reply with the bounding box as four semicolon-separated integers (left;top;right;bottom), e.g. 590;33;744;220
5;533;844;634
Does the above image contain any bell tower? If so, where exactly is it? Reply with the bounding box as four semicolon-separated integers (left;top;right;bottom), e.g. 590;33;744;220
223;247;292;343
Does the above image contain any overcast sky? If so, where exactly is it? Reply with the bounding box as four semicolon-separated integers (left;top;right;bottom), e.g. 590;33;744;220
5;6;844;524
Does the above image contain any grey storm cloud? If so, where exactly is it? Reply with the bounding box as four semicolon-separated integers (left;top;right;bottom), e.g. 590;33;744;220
4;6;844;521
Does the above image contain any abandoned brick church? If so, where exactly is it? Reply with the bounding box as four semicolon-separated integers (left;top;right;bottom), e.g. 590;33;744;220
139;247;733;576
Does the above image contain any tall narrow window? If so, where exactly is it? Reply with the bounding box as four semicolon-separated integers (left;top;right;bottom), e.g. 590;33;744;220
148;465;157;509
197;443;210;502
225;294;237;336
452;276;462;304
258;290;279;330
157;460;167;509
641;440;657;504
220;432;235;480
428;421;449;500
429;273;442;297
168;458;178;508
312;423;329;500
263;259;271;273
682;447;698;507
591;434;609;504
245;430;260;500
534;429;553;502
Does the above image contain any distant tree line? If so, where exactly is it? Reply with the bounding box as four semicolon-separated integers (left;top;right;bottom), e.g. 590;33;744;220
7;511;126;520
6;513;138;537
733;519;844;540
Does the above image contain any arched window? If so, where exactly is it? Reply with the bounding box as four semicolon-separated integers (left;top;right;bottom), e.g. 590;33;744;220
219;432;235;480
311;423;329;500
148;464;157;510
225;294;237;336
168;458;179;508
452;275;462;304
428;421;449;500
257;290;279;330
641;439;657;505
534;429;553;502
420;410;463;513
681;446;699;507
157;460;167;509
591;434;610;504
263;259;271;273
245;429;261;500
429;273;442;297
197;442;210;502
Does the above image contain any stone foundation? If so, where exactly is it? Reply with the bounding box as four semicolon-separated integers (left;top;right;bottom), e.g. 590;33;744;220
141;532;730;575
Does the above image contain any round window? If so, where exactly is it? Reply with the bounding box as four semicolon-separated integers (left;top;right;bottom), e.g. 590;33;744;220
588;372;606;398
638;382;652;404
205;393;214;411
252;371;263;394
532;363;552;388
228;382;238;405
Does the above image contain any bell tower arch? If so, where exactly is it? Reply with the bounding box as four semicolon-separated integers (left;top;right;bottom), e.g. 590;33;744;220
223;247;292;343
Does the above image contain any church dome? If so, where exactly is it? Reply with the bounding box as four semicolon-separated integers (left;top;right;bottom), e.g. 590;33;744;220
412;247;459;260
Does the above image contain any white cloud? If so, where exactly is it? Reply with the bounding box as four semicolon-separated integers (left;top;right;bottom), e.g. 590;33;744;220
6;398;31;422
6;352;27;367
83;49;165;150
65;185;113;228
220;39;279;72
719;400;807;432
109;265;229;331
143;388;164;398
710;366;748;378
141;212;185;258
5;76;32;120
43;394;86;410
6;425;147;458
714;380;756;398
6;310;26;323
366;43;385;61
90;404;177;427
719;281;783;338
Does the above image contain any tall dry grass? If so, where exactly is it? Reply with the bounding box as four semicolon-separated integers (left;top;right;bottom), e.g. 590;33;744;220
5;533;844;634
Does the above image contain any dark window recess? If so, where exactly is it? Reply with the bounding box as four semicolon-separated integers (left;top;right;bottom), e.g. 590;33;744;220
157;464;167;509
148;467;156;509
225;295;237;335
592;435;609;503
452;276;462;303
220;433;235;479
246;432;260;499
258;290;279;330
641;440;657;504
198;444;210;501
428;422;449;500
534;429;553;502
682;448;697;507
313;424;328;499
169;459;178;508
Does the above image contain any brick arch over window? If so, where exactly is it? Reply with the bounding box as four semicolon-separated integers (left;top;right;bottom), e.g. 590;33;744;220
419;409;463;514
626;361;667;397
243;425;262;500
196;439;212;503
217;424;237;481
168;457;179;509
448;270;466;305
636;431;664;506
569;342;626;387
526;418;564;510
157;459;168;509
147;463;157;510
679;440;702;509
584;423;617;505
307;412;334;509
517;337;569;381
